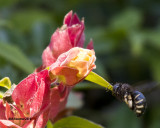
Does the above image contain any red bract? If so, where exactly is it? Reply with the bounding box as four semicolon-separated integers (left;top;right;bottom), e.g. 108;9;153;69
36;11;96;124
0;69;51;128
41;11;93;68
48;84;71;122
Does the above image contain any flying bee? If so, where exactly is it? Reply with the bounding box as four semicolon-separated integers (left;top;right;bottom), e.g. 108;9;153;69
112;83;147;117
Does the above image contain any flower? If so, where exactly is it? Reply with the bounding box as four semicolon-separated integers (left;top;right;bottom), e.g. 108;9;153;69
41;11;93;69
0;69;51;128
49;47;96;86
0;11;97;127
36;11;96;123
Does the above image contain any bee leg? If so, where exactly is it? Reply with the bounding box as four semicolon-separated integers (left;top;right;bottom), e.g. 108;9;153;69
123;93;133;109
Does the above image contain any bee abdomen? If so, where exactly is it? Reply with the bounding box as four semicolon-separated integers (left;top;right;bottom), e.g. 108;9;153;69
132;91;147;117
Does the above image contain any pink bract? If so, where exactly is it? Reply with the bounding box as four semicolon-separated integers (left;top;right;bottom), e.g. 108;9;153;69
36;11;96;124
42;10;93;68
0;69;51;128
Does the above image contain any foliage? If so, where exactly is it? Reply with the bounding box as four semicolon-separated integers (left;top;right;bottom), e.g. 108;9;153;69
0;77;11;98
48;116;103;128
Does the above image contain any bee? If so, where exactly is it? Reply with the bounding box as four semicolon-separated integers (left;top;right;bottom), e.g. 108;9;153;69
112;83;147;117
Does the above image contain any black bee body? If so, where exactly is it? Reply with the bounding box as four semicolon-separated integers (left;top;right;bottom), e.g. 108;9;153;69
113;83;147;117
132;91;147;117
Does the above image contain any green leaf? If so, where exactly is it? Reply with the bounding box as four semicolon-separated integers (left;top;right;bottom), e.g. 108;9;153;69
47;120;54;128
0;87;8;99
0;42;35;73
0;92;3;99
52;116;103;128
85;71;113;91
0;77;11;90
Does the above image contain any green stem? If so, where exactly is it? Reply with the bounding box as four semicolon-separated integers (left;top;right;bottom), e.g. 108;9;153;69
85;71;113;92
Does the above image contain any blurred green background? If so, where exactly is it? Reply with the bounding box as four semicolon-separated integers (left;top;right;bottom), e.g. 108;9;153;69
0;0;160;128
